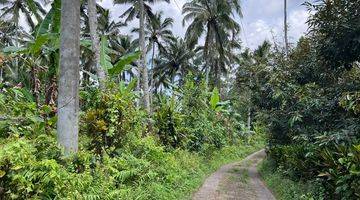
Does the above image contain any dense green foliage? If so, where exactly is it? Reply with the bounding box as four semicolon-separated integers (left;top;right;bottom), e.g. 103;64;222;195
0;76;264;199
235;1;360;199
258;158;324;200
1;0;359;199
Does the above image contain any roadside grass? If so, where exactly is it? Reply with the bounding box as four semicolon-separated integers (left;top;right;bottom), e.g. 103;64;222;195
258;158;325;200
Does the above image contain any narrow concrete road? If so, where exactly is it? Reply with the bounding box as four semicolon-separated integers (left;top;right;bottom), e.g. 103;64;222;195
192;149;275;200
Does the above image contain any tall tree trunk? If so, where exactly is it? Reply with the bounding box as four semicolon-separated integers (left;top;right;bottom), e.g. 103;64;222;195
0;51;3;83
88;0;106;88
57;0;80;155
139;0;151;114
284;0;289;55
30;66;40;106
150;43;155;106
247;107;251;130
215;61;221;90
151;42;155;71
204;23;212;91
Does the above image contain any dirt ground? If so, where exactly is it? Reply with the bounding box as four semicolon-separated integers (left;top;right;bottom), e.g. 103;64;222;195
192;149;275;200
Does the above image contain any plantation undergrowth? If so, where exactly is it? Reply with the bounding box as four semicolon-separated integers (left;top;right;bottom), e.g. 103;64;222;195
0;76;265;199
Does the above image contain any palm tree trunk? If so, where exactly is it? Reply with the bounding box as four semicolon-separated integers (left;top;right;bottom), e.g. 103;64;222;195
151;43;155;71
139;0;151;114
88;0;106;88
215;61;221;90
247;107;251;130
14;28;19;82
150;43;156;106
205;66;210;89
57;0;80;155
284;0;289;55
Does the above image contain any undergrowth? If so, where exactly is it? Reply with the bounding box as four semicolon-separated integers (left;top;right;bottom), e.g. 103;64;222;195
258;158;325;200
0;77;265;199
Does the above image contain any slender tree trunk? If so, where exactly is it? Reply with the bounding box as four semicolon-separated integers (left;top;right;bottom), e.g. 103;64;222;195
151;43;155;71
57;0;80;155
14;29;19;82
150;43;155;106
204;23;212;91
284;0;289;55
247;107;251;130
205;66;210;89
30;67;40;106
135;68;141;107
139;0;151;114
88;0;106;88
0;47;4;83
0;68;3;83
215;61;221;90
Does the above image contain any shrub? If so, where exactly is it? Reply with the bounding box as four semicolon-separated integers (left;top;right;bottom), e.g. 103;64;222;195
81;83;146;155
153;96;186;149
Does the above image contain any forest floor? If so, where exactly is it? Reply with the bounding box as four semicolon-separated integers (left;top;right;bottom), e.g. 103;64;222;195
192;149;275;200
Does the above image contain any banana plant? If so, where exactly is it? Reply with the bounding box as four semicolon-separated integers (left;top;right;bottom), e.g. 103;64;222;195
210;87;231;113
99;35;140;76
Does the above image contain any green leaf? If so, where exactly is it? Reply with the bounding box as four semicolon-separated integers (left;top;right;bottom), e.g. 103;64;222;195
108;51;140;76
126;78;138;93
36;6;54;37
29;34;50;55
51;0;61;33
80;39;92;48
100;36;113;71
36;0;60;36
0;170;5;178
28;0;42;21
2;46;28;54
210;87;220;110
11;165;23;171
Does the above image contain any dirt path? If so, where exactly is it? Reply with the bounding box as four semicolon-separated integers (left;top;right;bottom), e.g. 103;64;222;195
192;149;275;200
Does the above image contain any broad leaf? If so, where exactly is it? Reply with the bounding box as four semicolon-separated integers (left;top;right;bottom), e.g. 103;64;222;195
100;36;113;70
126;78;138;93
29;34;50;55
36;0;60;37
108;51;140;76
210;87;220;110
36;5;54;37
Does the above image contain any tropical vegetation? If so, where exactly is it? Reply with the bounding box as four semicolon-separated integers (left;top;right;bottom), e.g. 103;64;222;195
0;0;359;199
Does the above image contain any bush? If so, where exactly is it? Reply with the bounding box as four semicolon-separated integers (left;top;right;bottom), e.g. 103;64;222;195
81;83;146;155
258;158;325;200
153;96;186;149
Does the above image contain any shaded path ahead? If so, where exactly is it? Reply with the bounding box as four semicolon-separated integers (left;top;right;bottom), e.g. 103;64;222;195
192;149;275;200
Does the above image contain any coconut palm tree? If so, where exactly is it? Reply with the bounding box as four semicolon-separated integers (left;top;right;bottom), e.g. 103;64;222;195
211;39;241;89
138;0;151;113
57;0;81;154
0;0;46;30
97;8;125;38
0;0;46;84
153;38;195;91
132;11;175;69
87;0;106;88
182;0;242;89
114;0;170;23
115;0;170;114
